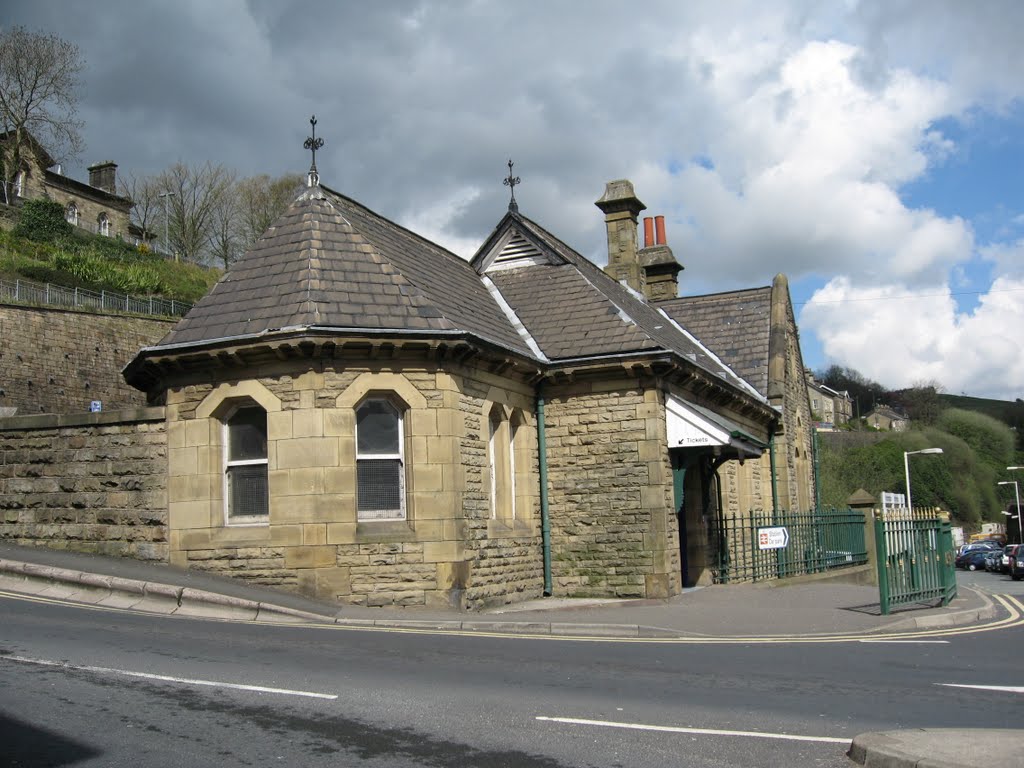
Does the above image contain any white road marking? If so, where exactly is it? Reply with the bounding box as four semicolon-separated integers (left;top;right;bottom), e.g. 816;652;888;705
940;683;1024;694
858;640;950;644
535;716;849;744
6;655;337;699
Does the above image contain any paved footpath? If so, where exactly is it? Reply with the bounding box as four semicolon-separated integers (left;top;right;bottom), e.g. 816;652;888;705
0;542;1021;766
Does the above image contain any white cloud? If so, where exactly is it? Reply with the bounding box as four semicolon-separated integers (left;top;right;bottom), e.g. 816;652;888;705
6;0;1024;398
802;276;1024;399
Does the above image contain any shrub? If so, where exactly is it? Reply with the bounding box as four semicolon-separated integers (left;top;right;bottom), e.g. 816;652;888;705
13;198;72;242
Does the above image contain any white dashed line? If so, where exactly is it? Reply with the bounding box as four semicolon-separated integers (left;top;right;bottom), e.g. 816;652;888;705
535;716;848;744
6;655;338;699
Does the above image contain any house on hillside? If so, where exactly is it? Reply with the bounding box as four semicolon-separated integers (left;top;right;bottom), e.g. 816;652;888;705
123;172;793;608
0;129;144;243
806;375;854;429
865;405;909;431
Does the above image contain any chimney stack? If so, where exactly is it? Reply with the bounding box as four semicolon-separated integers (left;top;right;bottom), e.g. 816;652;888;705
596;179;646;292
638;213;683;303
88;161;118;194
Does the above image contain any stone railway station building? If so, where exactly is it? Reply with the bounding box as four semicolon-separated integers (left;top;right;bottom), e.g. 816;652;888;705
0;167;815;609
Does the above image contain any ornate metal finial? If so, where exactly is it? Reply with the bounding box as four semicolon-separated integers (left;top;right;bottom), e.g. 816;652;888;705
503;159;520;213
304;115;325;187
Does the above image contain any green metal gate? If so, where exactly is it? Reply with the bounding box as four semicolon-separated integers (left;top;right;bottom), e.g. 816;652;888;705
874;508;957;615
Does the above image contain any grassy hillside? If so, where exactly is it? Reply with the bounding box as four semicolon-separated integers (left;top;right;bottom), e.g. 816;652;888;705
0;221;219;304
939;392;1024;424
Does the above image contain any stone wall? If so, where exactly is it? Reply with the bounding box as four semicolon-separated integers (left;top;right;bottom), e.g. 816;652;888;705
160;359;543;609
543;376;679;599
0;305;174;416
0;408;168;560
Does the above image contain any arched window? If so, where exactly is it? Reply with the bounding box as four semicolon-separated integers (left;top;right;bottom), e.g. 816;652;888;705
65;202;79;226
98;212;110;236
356;398;406;520
223;404;269;523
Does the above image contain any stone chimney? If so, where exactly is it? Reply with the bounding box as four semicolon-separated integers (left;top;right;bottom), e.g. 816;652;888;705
596;179;646;292
638;215;682;302
87;161;118;194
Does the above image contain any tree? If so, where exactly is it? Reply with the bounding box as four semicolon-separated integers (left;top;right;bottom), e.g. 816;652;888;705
0;26;85;204
156;162;234;263
120;172;164;248
892;381;944;426
206;179;242;269
236;172;304;249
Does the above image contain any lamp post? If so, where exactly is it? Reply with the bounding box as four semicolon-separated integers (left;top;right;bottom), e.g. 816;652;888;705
998;480;1021;544
904;448;943;512
158;191;176;255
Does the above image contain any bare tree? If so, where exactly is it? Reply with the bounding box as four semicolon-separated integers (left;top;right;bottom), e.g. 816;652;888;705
119;172;163;247
157;162;234;263
0;26;85;204
207;178;242;269
236;172;304;249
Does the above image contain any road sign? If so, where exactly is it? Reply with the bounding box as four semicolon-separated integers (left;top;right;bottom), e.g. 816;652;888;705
757;526;789;550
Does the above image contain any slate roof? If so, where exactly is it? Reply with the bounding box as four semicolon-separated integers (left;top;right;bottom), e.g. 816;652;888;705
478;213;764;400
144;184;768;410
656;288;773;397
155;185;531;356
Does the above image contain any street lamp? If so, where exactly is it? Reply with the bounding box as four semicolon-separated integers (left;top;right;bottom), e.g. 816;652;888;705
998;480;1021;544
904;448;943;512
158;191;176;255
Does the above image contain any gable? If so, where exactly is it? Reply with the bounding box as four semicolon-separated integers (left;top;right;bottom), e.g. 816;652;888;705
474;219;566;274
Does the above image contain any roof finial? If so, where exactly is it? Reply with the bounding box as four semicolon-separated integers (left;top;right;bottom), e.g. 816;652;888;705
503;159;520;213
304;115;324;187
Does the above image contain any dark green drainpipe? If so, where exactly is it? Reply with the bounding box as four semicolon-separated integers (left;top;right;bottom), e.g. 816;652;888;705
537;387;552;596
769;431;779;516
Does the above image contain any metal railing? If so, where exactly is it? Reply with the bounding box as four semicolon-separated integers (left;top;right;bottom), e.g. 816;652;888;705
713;507;868;583
0;277;191;318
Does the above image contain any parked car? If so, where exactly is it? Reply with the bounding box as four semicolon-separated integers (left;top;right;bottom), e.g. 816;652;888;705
1000;544;1020;574
1009;548;1024;581
957;541;1002;559
984;551;1003;572
956;550;993;571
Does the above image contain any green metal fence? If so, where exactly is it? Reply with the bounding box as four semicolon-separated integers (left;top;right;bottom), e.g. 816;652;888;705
874;508;957;615
713;507;868;584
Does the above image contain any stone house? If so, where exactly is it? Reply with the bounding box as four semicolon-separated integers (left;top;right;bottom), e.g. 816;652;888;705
806;376;854;429
1;129;135;241
121;176;783;607
865;405;909;432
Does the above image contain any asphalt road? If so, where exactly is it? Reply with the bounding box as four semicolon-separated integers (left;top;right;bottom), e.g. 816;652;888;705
1;590;1021;768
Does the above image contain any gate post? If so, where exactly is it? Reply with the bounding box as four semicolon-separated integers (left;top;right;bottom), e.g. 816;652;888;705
938;511;958;606
874;510;892;615
848;489;878;586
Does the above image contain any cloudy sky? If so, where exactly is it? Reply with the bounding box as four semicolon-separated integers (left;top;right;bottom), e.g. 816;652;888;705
9;1;1024;401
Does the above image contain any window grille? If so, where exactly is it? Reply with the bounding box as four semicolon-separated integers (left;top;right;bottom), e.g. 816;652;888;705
227;464;269;518
356;399;405;520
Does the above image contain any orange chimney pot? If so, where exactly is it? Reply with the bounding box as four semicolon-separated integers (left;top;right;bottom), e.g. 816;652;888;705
643;217;655;248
